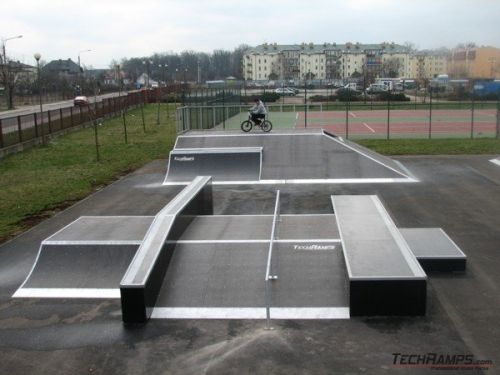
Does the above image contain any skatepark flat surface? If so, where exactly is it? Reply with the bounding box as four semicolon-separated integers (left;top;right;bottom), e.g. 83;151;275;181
168;130;413;182
1;154;500;374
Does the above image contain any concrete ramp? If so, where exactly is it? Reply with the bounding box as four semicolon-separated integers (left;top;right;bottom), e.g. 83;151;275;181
13;216;153;299
165;130;416;185
165;147;262;183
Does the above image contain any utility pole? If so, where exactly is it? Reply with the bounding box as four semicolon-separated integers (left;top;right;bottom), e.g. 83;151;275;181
34;53;44;145
1;35;23;109
197;59;201;84
77;49;91;94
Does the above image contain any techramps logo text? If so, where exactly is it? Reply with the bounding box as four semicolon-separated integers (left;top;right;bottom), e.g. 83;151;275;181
174;156;194;162
293;244;336;251
391;352;493;371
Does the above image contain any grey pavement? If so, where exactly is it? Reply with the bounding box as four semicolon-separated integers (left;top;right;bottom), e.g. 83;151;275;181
0;154;499;374
0;91;127;119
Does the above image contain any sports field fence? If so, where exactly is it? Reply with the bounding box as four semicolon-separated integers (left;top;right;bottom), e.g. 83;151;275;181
176;100;500;140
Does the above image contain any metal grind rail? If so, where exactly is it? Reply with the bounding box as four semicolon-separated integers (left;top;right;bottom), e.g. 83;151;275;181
265;190;280;329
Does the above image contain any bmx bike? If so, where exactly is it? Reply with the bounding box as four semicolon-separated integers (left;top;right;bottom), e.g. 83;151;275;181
240;112;272;132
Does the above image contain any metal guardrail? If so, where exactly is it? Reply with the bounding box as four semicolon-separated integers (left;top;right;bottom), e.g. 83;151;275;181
265;190;280;330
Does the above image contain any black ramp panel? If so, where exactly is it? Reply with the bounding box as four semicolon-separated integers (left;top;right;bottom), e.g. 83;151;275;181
332;195;427;316
271;243;348;307
22;244;138;289
155;243;267;307
178;215;272;241
166;148;261;182
174;132;407;181
47;216;154;242
400;228;467;272
120;176;213;323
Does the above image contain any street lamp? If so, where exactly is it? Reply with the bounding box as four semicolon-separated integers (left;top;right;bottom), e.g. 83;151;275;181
34;52;44;144
1;35;23;110
77;49;91;94
182;68;188;106
77;49;91;71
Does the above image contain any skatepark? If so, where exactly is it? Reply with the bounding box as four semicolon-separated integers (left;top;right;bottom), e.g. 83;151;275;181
1;125;499;372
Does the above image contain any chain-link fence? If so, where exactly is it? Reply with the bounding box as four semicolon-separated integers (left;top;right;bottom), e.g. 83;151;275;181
176;100;500;140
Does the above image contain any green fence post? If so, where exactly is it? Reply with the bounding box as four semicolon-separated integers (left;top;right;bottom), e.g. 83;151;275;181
0;119;4;149
496;95;500;139
470;94;475;139
428;89;433;139
387;93;390;140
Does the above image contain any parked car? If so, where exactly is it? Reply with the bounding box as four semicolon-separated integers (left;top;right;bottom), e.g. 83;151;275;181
73;96;89;106
275;87;297;96
366;84;388;94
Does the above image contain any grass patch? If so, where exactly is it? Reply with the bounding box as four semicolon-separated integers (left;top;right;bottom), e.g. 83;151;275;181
357;138;500;155
0;104;177;243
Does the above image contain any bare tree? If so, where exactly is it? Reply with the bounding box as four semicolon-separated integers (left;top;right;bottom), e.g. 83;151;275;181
381;57;401;78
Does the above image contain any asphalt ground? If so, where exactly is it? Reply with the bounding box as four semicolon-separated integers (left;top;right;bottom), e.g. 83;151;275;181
0;155;499;374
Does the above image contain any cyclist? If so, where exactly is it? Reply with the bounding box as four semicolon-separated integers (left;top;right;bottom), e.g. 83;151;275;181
250;98;267;126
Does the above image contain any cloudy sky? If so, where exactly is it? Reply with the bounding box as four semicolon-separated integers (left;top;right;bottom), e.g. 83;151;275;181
2;0;499;68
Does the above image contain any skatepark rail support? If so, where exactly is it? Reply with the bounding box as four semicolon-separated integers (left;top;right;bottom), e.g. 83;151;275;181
265;190;280;330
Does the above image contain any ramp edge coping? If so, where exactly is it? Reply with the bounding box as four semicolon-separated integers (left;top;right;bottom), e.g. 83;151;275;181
331;195;427;281
121;176;212;287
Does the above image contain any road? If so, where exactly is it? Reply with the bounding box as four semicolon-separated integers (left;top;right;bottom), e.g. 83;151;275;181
0;91;127;120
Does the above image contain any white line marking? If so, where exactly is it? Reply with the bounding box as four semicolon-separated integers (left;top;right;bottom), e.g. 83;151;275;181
42;240;142;245
172;239;342;245
150;307;350;319
349;111;357;118
163;178;416;186
490;158;500;167
13;288;120;299
178;132;322;138
363;122;375;133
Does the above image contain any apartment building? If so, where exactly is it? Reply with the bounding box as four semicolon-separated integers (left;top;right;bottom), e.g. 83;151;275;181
243;42;410;81
408;52;448;80
448;46;500;79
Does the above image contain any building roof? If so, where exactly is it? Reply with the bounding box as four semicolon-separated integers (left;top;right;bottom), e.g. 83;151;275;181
42;59;81;74
7;60;35;70
248;42;409;54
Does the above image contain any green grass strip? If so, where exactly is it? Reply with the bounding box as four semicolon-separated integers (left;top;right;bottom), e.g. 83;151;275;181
0;104;177;243
357;138;500;155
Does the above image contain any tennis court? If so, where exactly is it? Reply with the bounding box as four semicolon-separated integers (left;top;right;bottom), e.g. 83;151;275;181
177;104;499;139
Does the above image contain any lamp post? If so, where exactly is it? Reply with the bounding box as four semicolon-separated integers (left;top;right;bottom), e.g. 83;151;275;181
1;35;23;110
34;52;44;145
77;49;91;93
183;68;188;106
157;63;163;125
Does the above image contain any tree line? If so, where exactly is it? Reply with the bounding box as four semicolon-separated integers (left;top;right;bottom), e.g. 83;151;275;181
117;44;250;84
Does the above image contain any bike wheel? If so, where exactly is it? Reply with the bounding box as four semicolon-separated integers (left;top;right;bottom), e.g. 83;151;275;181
241;120;253;132
261;120;272;132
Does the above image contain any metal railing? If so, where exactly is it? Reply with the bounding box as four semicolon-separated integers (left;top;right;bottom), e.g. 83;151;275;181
0;86;184;154
176;100;500;140
265;190;280;330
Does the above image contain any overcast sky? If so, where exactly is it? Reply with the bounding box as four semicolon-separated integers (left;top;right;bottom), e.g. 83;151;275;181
2;0;499;68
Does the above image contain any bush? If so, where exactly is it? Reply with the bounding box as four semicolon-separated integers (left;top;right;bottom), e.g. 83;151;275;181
337;88;361;102
377;92;411;102
260;92;281;103
309;95;337;102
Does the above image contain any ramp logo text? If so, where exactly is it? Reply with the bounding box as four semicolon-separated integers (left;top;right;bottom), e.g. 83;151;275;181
174;156;195;162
